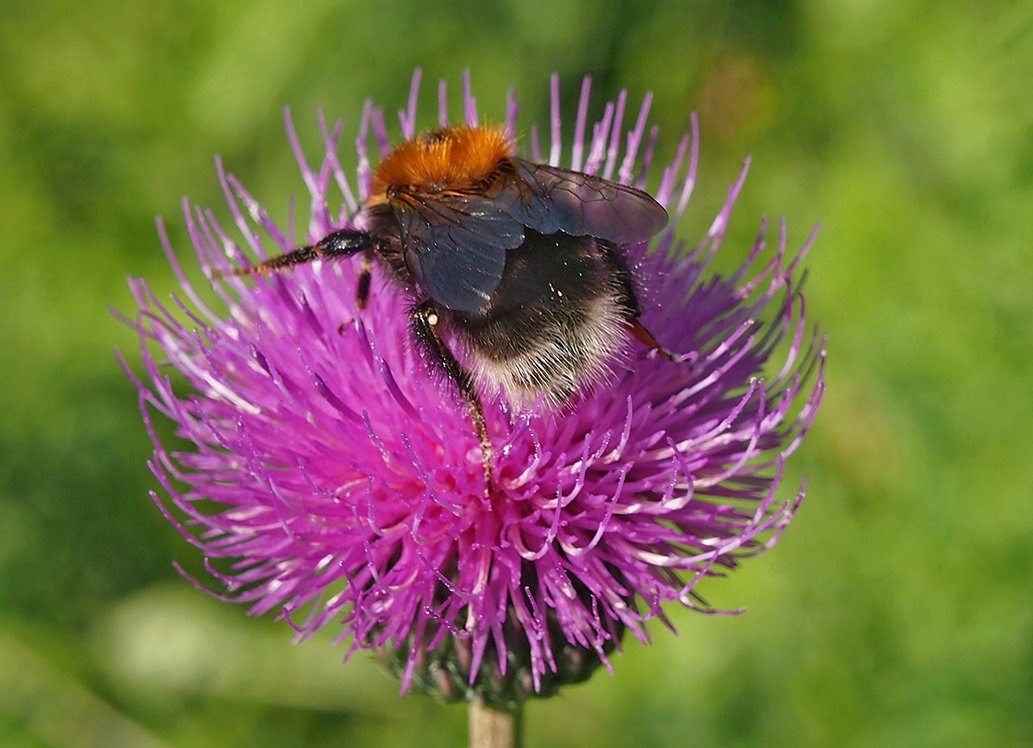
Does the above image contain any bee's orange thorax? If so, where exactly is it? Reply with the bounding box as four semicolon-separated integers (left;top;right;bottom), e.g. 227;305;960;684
370;125;513;198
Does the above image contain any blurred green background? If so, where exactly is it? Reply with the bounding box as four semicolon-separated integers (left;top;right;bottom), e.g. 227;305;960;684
2;1;1031;746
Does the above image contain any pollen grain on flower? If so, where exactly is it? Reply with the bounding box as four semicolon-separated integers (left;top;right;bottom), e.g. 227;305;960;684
123;69;825;704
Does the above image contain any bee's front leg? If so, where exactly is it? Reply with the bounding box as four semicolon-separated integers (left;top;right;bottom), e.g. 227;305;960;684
355;249;374;310
220;228;373;279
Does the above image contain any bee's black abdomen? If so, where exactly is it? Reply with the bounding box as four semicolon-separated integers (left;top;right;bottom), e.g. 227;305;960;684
444;231;640;409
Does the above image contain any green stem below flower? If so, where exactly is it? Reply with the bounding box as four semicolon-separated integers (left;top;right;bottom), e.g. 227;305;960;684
469;698;522;748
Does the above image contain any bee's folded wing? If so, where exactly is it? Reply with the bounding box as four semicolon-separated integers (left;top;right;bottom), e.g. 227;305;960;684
396;191;526;313
503;162;668;245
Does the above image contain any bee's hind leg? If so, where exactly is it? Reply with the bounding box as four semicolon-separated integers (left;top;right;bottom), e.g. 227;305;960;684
625;317;680;362
596;240;681;363
410;302;494;489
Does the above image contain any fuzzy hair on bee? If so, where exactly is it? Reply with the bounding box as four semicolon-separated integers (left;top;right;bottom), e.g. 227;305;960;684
448;229;644;411
224;124;674;478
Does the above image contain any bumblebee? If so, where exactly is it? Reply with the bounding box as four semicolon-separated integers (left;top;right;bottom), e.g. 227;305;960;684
228;125;672;479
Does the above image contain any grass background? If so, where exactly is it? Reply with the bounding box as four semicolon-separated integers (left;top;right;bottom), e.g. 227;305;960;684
2;1;1031;746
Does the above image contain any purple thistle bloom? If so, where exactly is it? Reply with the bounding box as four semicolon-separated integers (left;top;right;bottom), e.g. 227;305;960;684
122;71;825;704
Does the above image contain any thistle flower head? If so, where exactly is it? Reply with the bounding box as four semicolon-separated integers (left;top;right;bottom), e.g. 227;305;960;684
123;71;825;706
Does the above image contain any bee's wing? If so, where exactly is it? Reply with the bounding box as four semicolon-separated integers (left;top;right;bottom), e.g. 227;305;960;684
395;190;526;313
393;162;666;313
502;161;668;244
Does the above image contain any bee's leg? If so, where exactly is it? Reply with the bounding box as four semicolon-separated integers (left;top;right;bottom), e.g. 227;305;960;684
596;240;679;362
219;229;373;279
626;317;679;362
411;302;494;488
355;249;374;310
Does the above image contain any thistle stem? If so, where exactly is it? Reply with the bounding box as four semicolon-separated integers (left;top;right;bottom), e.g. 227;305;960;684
469;699;522;748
